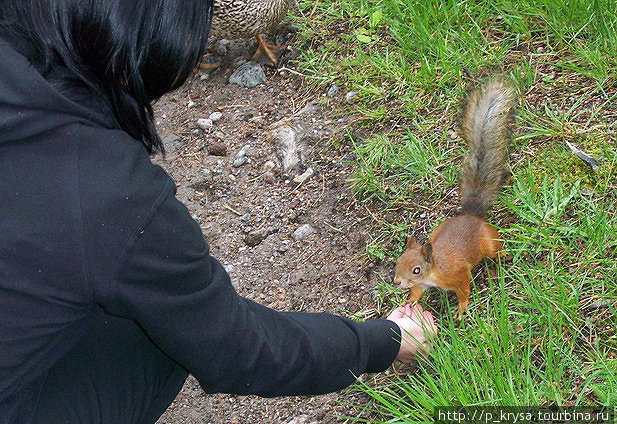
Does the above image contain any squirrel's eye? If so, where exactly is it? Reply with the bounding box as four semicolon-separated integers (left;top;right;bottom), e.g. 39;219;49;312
413;267;421;274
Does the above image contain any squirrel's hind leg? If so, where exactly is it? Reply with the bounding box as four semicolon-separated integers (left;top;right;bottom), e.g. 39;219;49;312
453;279;471;320
479;223;502;259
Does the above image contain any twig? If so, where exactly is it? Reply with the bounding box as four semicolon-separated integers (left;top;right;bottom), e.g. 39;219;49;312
223;204;243;216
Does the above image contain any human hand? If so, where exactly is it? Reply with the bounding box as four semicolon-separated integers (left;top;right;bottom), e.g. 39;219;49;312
386;304;438;363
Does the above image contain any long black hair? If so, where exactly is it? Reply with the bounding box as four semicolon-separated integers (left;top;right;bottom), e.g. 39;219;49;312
0;0;213;153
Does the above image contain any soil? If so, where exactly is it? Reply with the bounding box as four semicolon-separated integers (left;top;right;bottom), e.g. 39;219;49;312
153;36;402;424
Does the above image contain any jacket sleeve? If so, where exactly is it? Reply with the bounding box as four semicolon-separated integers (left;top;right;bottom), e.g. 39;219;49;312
103;182;401;397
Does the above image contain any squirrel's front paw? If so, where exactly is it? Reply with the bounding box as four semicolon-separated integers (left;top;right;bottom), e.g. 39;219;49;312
453;308;466;321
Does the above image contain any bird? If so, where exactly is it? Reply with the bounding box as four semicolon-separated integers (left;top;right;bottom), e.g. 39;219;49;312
200;0;291;70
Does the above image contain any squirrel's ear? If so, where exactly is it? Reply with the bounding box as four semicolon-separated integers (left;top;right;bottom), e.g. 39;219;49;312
406;235;418;250
421;242;433;264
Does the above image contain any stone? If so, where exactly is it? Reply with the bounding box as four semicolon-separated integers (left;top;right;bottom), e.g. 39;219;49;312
197;118;213;131
229;61;266;88
209;111;223;122
345;91;358;103
292;224;314;241
263;160;277;172
236;144;251;158
233;144;251;168
233;156;247;168
327;84;339;97
263;171;276;184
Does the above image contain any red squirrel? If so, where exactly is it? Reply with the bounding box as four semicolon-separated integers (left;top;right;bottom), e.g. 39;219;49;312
393;80;515;319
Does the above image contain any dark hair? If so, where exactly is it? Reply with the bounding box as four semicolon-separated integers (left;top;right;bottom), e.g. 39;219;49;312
0;0;213;153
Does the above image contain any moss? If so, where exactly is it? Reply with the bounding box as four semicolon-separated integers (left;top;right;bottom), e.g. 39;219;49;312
529;132;616;194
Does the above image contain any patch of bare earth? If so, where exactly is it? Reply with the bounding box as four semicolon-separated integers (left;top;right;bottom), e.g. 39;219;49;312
154;38;399;424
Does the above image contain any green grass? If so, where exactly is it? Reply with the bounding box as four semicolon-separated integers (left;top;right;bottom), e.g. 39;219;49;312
291;0;617;421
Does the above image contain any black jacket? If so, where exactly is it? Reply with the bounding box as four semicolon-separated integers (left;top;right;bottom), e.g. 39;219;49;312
0;39;400;423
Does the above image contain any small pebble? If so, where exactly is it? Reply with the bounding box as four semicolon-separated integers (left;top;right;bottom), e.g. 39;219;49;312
187;100;196;109
209;111;223;122
292;224;315;241
233;156;247;167
345;91;358;103
229;61;266;88
327;84;339;97
263;160;277;172
263;172;276;184
197;118;213;131
236;144;251;158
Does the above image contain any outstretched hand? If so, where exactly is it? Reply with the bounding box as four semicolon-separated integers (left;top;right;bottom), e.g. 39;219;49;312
386;304;438;363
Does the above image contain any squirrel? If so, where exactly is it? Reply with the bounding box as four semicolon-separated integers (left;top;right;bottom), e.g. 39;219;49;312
393;79;515;319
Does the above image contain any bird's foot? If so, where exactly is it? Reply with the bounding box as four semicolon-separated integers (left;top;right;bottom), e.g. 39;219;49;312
195;54;220;75
252;34;287;66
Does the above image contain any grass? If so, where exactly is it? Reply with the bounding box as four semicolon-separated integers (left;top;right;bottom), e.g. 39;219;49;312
291;0;617;421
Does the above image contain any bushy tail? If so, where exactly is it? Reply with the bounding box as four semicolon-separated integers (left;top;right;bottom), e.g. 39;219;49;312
459;79;515;217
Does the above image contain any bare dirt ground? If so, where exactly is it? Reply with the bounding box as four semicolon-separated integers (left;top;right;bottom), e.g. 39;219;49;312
153;35;405;424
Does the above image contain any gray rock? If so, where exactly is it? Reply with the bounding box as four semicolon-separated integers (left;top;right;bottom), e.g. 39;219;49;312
223;264;240;290
345;91;358;103
229;61;266;88
233;156;247;167
187;100;197;109
327;84;339;97
236;144;251;158
292;224;315;241
209;111;223;122
197;118;213;131
240;213;251;222
232;144;251;167
232;144;251;168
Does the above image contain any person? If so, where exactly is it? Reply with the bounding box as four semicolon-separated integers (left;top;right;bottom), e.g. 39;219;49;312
0;1;438;423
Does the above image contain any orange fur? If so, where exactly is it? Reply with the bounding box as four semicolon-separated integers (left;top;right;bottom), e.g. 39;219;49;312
393;79;514;319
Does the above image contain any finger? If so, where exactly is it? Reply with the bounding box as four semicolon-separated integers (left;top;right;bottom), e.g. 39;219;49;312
387;307;403;320
412;303;424;314
422;312;439;335
422;311;435;326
